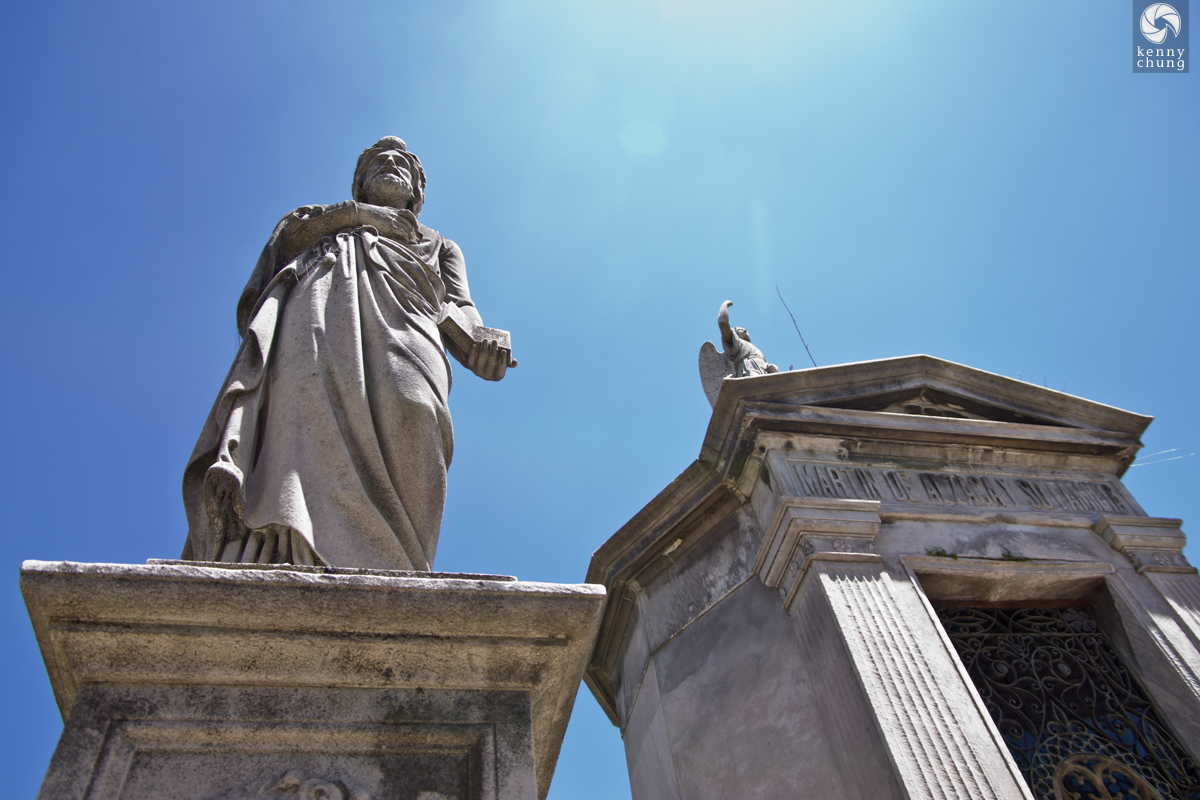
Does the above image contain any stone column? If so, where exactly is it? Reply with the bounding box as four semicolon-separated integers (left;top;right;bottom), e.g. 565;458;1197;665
1150;570;1200;648
757;498;1032;800
1096;516;1200;647
1093;516;1200;753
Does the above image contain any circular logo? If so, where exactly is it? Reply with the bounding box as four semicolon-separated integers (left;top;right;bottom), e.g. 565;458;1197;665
1140;3;1182;44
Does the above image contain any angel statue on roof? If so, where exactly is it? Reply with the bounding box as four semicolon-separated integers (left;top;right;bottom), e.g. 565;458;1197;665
698;300;779;408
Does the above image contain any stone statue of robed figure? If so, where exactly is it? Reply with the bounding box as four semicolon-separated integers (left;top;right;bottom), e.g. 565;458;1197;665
182;137;514;571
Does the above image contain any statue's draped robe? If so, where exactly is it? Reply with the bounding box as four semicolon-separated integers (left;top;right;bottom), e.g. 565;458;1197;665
723;335;770;378
182;208;473;570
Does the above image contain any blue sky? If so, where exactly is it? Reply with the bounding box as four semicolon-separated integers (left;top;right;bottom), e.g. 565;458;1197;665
2;1;1196;797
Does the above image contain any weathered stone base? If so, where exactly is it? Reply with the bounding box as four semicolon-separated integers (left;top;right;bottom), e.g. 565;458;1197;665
44;684;532;800
21;561;605;800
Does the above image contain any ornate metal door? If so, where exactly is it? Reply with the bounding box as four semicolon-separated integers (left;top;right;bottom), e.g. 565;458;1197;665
937;606;1200;800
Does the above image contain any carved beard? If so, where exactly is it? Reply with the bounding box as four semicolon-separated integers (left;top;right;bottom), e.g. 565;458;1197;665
362;173;414;209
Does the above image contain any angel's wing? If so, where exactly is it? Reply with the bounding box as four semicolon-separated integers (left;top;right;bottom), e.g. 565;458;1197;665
699;341;732;409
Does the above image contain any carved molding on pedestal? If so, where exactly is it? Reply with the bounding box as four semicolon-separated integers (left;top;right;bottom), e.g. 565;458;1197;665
214;772;458;800
753;497;881;611
1095;516;1195;574
214;773;377;800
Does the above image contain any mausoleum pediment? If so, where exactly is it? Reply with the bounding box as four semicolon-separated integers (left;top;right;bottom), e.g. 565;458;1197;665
820;387;1043;425
708;354;1151;436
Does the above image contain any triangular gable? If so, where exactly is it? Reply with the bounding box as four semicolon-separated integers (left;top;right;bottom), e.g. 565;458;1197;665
816;386;1054;426
709;355;1151;435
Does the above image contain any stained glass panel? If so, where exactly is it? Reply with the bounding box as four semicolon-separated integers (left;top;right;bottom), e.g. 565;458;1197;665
936;606;1200;800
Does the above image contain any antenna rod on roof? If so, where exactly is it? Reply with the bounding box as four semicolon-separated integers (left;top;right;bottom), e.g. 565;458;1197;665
776;285;818;368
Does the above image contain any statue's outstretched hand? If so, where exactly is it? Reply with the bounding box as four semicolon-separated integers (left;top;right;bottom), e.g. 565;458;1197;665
466;337;515;382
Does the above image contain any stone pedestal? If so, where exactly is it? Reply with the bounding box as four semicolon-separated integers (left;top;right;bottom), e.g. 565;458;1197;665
22;560;605;800
586;355;1200;800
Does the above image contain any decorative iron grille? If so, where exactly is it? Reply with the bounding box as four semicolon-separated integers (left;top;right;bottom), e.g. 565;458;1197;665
936;606;1200;800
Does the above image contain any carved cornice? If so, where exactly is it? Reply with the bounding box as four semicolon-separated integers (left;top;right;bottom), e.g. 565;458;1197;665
1095;516;1195;574
698;356;1149;491
754;497;882;611
703;355;1151;460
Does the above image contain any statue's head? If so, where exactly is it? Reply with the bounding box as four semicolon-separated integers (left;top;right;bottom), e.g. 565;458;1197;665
734;326;751;342
352;136;427;215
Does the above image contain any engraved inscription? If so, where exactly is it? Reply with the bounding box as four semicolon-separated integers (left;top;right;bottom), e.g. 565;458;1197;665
789;463;1134;515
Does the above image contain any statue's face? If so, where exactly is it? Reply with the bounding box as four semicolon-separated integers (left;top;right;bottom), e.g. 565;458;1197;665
361;149;415;208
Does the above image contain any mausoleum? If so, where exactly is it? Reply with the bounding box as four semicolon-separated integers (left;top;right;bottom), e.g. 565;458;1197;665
585;354;1200;800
